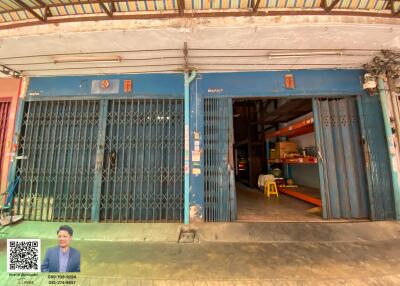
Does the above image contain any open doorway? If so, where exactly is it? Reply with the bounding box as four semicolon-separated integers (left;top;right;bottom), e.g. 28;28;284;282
203;96;370;222
233;98;324;221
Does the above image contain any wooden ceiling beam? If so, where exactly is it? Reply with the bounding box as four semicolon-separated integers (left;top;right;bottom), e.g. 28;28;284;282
177;0;185;16
35;0;53;20
111;0;117;13
388;0;400;15
321;0;340;12
253;0;262;13
13;0;46;22
1;9;400;30
99;1;113;17
326;0;340;11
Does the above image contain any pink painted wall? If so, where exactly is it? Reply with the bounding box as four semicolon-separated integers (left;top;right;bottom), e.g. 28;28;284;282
0;78;21;193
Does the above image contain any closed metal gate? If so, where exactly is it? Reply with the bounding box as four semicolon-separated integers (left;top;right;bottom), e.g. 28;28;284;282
204;98;235;222
357;93;396;220
16;100;99;221
313;98;369;219
0;101;10;181
15;99;183;222
101;99;184;222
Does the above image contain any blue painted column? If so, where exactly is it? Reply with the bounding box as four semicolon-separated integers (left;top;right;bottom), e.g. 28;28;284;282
184;71;197;224
189;74;205;222
378;77;400;220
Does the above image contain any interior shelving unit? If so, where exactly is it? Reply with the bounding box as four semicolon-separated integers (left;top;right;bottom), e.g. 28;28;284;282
264;116;321;207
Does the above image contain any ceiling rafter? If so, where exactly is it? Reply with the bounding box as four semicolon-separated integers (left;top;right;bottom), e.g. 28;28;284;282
252;0;262;13
35;0;53;20
326;0;340;11
1;0;185;20
387;0;400;15
320;0;340;12
177;0;185;16
111;0;117;13
320;0;327;10
12;0;46;22
99;0;113;17
0;0;400;29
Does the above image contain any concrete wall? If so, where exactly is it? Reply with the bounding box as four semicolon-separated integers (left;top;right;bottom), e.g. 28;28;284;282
1;15;400;77
0;78;20;193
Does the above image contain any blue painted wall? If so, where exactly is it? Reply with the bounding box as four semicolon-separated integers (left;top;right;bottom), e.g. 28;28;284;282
27;74;184;99
291;165;320;189
27;70;363;100
195;70;364;98
26;69;364;99
22;69;366;221
189;69;365;220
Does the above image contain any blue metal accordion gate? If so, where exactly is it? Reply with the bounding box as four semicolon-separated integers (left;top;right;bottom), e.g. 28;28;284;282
15;98;184;222
204;97;236;222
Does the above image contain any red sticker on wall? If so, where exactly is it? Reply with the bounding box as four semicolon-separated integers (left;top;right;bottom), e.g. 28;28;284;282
124;80;132;93
284;74;295;89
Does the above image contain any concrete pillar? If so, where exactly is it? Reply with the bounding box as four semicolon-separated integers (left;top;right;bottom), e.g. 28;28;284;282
189;75;205;222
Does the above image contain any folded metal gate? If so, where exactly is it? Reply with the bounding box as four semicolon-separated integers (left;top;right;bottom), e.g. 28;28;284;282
313;98;369;219
204;98;235;222
357;93;396;220
15;99;183;222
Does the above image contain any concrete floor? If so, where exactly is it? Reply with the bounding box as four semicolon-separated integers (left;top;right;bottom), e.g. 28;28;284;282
1;221;400;285
236;183;323;222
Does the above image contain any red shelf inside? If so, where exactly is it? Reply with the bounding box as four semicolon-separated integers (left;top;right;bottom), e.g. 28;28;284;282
265;117;314;139
268;156;318;164
278;187;322;207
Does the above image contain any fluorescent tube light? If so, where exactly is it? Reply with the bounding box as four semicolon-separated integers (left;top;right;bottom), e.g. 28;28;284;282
54;55;122;64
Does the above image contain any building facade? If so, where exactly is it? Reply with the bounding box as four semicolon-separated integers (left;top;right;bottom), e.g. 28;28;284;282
1;0;400;224
3;69;399;223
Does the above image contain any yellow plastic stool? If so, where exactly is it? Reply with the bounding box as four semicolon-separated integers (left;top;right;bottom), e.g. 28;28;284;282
264;180;279;197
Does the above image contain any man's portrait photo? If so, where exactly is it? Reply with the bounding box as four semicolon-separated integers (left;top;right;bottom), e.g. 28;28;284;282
41;225;81;272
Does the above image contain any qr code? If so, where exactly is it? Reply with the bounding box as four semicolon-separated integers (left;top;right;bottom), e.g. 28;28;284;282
7;239;41;273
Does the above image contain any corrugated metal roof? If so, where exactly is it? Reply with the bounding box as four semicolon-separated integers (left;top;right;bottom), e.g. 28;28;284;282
0;0;398;25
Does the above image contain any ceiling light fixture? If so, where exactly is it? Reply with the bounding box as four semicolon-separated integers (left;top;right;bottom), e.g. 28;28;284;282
268;51;342;59
53;55;122;64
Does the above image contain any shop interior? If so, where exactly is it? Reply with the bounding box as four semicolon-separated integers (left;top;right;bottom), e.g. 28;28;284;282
233;98;323;221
